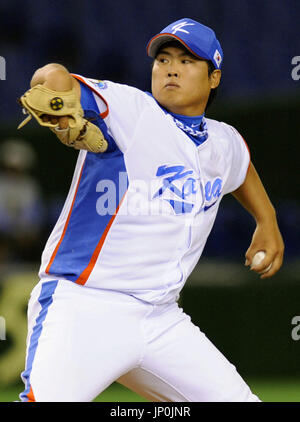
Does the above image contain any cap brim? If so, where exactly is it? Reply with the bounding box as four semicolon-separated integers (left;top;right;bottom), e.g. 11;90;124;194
147;34;184;58
147;33;209;61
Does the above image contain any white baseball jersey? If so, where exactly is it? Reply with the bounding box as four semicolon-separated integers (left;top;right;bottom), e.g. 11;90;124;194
38;75;250;305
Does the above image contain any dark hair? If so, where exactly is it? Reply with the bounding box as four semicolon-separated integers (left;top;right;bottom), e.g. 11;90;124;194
152;40;219;111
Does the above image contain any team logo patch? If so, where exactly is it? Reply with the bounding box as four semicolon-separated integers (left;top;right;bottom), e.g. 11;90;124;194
87;78;107;89
213;49;222;68
98;80;107;89
50;97;64;110
88;78;101;84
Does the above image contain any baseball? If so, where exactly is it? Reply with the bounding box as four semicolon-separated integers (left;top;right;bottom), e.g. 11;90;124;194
251;251;272;273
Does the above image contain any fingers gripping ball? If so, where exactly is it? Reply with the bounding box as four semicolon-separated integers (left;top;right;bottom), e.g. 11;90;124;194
17;84;108;153
251;251;272;273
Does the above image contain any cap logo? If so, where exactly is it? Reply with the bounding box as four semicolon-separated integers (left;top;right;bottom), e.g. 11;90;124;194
213;49;222;67
171;22;195;35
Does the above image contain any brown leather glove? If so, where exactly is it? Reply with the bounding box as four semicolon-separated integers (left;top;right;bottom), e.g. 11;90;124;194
17;84;108;153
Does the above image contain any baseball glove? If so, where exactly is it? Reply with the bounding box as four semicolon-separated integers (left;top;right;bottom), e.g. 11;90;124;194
17;84;108;153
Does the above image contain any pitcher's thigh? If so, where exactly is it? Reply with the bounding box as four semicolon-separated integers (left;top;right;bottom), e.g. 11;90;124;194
121;313;260;402
20;281;144;402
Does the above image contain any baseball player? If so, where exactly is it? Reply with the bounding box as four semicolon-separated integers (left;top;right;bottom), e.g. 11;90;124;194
17;18;284;402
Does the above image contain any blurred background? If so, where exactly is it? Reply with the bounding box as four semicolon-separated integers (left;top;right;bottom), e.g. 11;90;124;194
0;0;299;402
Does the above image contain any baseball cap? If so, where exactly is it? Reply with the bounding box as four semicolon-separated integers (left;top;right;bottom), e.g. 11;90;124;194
147;18;223;69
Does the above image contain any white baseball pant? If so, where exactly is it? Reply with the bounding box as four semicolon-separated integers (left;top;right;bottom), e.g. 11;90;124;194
19;279;261;402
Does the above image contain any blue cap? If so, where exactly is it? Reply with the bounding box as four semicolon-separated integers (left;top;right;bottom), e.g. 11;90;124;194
147;18;223;69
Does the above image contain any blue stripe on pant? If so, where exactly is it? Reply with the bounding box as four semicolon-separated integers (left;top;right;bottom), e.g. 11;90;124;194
19;280;58;402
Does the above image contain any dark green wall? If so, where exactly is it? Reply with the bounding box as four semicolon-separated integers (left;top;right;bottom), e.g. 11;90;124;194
208;96;300;201
182;275;300;377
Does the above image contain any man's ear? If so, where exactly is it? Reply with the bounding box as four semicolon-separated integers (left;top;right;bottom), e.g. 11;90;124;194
210;69;221;89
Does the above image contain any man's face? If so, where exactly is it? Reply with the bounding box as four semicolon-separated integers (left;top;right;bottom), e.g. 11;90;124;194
151;45;221;116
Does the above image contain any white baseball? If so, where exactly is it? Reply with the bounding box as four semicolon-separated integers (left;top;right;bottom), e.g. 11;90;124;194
251;251;272;273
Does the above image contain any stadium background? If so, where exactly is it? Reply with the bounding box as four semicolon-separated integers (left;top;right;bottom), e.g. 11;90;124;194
0;0;299;402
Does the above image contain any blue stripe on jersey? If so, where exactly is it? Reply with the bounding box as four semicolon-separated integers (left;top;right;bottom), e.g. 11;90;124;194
80;82;118;152
46;83;128;281
20;280;58;402
47;150;127;280
80;80;99;110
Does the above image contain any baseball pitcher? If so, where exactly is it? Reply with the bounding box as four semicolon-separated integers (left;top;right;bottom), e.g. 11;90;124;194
17;18;284;402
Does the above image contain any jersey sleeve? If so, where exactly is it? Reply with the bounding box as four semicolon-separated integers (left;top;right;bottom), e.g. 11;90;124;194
223;124;251;194
74;75;150;153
